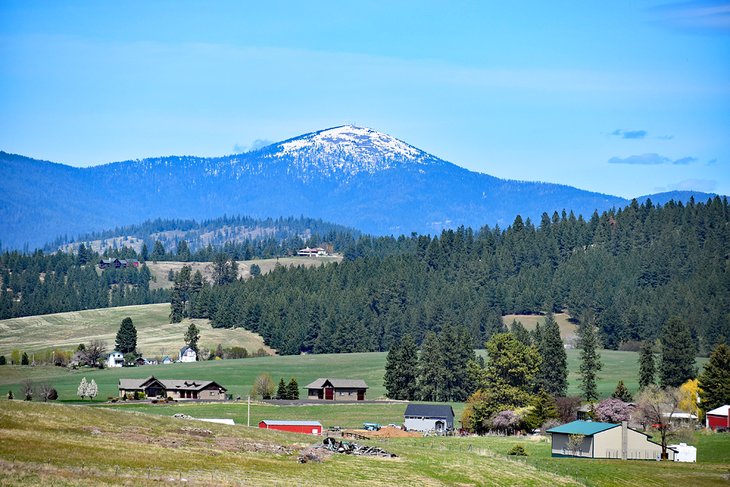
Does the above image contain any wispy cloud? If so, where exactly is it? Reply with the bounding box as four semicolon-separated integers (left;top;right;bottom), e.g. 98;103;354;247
608;153;698;165
611;129;648;139
668;178;718;192
650;1;730;34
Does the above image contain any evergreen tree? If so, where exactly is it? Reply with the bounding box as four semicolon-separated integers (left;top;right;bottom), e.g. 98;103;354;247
509;319;531;346
537;313;568;396
660;316;696;388
276;378;288;399
286;378;299;400
115;317;137;354
184;323;200;359
177;240;191;262
638;341;656;389
0;355;5;365
140;243;149;262
526;389;559;428
150;240;166;262
611;380;633;402
417;331;444;401
578;319;602;402
698;343;730;412
384;334;419;400
21;352;29;365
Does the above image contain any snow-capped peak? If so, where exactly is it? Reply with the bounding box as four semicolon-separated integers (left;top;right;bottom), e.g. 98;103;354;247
269;125;438;179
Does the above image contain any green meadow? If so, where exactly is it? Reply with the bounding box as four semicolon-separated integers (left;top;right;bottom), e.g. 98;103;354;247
0;400;728;486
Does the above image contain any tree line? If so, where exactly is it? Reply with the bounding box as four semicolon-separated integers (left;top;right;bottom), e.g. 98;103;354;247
195;197;728;355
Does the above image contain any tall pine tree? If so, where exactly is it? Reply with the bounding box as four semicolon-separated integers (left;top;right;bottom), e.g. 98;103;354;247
537;313;568;396
660;316;696;388
698;343;730;412
638;341;656;389
578;317;602;402
115;317;137;354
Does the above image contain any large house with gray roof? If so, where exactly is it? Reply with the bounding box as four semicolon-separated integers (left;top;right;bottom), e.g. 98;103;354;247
304;378;368;401
118;376;227;401
403;404;455;432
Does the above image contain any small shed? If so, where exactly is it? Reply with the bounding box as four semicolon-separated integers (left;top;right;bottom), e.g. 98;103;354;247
259;420;322;435
668;443;697;462
706;405;730;430
403;404;455;432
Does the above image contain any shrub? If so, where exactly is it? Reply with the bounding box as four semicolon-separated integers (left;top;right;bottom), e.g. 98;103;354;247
7;390;13;400
47;388;58;401
133;391;140;400
508;445;527;456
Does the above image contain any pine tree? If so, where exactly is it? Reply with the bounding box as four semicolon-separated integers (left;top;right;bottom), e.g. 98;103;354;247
21;352;29;366
184;323;200;359
698;343;730;412
638;341;656;389
115;317;137;354
150;241;165;262
660;316;696;388
77;377;88;400
611;380;633;402
509;319;531;346
417;331;445;401
578;319;602;402
276;378;288;399
526;389;559;429
537;313;568;396
383;333;418;400
286;378;299;400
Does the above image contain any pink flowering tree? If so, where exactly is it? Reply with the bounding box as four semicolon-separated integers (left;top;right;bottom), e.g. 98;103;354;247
594;398;631;423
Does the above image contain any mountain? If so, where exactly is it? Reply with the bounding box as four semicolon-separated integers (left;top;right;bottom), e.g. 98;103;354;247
0;125;719;249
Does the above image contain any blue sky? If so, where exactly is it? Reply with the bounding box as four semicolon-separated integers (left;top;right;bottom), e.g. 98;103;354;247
1;1;728;198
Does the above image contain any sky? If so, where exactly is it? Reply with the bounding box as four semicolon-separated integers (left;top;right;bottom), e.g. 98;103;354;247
0;0;728;198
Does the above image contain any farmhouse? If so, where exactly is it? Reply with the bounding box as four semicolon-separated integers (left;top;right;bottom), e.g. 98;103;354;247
179;346;197;362
296;247;327;257
259;420;322;435
118;376;227;400
98;258;140;269
403;404;455;432
304;378;368;401
106;351;124;368
546;420;676;460
705;405;730;430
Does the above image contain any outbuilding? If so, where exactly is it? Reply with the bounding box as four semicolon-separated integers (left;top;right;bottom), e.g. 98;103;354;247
107;351;124;368
546;420;676;460
706;405;730;430
259;420;322;435
403;404;455;432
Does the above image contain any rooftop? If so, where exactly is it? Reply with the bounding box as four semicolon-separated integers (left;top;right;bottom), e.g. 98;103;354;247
546;420;619;436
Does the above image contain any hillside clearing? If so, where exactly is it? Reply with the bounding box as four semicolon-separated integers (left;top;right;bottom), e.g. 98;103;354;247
0;303;272;358
502;313;578;343
146;256;342;290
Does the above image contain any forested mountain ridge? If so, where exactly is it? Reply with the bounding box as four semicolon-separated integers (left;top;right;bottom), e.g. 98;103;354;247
185;197;729;356
1;126;718;250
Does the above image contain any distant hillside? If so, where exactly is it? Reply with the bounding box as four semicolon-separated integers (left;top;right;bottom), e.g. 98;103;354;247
2;126;720;250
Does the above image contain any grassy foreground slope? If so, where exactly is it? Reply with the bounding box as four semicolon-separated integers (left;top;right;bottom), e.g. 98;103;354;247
1;401;728;486
0;303;272;358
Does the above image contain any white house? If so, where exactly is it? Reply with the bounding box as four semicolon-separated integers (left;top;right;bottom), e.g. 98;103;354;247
161;356;173;365
107;351;124;368
179;346;197;363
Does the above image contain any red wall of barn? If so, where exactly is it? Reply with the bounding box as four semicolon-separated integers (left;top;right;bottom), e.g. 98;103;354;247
707;414;729;430
258;423;321;435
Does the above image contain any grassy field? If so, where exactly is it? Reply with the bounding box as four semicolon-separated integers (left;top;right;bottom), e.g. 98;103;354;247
146;256;342;290
0;349;708;407
0;400;728;486
0;303;272;359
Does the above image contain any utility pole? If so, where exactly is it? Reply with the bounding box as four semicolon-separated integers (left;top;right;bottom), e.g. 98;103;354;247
247;395;251;427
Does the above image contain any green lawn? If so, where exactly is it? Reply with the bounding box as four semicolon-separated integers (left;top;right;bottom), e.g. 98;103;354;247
0;303;271;359
0;400;728;486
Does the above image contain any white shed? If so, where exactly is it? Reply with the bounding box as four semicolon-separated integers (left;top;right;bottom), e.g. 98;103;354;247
668;443;697;462
107;351;124;368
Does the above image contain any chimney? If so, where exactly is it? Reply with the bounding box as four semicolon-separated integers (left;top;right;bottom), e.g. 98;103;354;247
621;421;628;460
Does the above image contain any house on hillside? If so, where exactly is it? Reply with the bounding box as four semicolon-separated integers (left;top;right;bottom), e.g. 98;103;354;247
107;351;125;368
259;420;322;435
546;420;677;460
179;346;197;363
161;356;173;365
403;404;455;432
304;378;368;401
118;376;227;400
98;258;140;270
296;247;327;257
706;405;730;430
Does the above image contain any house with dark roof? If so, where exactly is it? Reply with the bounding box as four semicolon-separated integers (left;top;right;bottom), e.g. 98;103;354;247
304;378;368;401
403;404;455;432
546;420;677;460
117;376;227;401
179;346;197;363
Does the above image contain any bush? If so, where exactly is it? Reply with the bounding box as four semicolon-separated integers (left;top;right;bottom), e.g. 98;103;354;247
47;388;58;401
508;445;527;456
133;391;140;400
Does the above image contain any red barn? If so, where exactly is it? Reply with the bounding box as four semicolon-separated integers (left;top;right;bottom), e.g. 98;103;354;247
706;405;730;430
259;420;322;435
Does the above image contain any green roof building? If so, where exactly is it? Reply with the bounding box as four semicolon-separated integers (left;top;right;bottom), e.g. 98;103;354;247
546;420;676;460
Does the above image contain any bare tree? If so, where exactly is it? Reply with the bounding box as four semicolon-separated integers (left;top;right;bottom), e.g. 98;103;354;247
636;386;681;460
567;434;586;456
250;373;275;400
21;379;33;401
83;339;107;367
36;383;55;402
